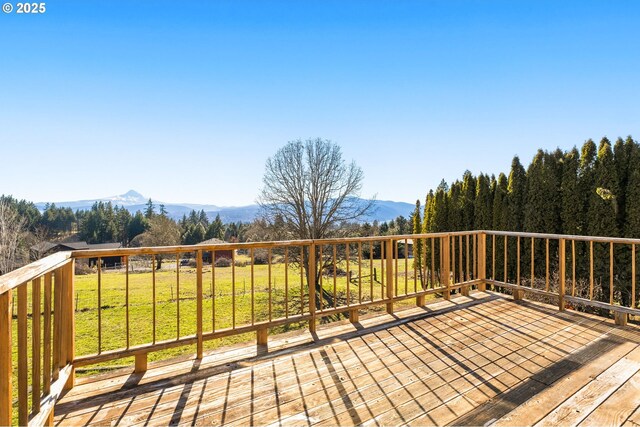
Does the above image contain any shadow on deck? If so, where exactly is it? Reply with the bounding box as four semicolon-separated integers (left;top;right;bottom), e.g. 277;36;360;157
54;292;640;426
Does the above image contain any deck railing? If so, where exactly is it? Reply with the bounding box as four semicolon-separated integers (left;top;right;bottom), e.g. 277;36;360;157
0;230;638;425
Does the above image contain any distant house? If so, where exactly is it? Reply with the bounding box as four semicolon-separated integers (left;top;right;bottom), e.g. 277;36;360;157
197;238;233;263
31;241;124;268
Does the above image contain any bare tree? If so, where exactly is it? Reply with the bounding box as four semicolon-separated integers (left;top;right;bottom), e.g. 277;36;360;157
130;215;181;270
258;138;374;308
0;200;27;274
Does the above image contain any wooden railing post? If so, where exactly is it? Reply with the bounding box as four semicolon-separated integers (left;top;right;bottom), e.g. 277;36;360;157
386;239;394;314
64;260;75;390
478;232;487;291
442;236;451;300
308;244;317;334
0;291;11;426
196;250;203;359
559;238;566;311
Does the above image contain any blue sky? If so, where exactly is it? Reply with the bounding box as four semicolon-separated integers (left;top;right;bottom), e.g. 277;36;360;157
1;0;639;206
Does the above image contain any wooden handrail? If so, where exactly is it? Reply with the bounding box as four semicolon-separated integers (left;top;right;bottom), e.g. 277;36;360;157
0;252;71;295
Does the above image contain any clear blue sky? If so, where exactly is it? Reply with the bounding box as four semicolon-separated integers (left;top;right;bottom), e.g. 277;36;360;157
1;0;639;206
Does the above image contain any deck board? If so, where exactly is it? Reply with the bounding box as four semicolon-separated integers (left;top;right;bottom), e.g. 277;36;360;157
53;293;640;426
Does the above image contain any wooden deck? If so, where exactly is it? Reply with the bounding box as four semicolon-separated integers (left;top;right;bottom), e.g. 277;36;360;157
53;292;640;426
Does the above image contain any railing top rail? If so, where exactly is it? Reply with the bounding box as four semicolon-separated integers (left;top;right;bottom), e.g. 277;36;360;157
70;231;484;259
4;230;636;276
480;230;640;245
0;251;72;294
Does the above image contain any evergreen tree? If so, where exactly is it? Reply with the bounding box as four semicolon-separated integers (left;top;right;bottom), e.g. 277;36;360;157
579;139;597;234
145;199;155;219
473;174;492;229
461;171;476;230
587;138;619;237
561;148;581;235
492;173;509;231
507;156;527;231
625;141;640;238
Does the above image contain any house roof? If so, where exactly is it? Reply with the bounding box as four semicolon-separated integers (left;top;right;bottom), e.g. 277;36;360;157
31;241;122;252
197;238;227;246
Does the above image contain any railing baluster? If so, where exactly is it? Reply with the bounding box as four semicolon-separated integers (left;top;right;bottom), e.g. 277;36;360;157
0;290;11;426
176;253;180;340
492;235;496;281
466;235;470;281
545;239;550;292
474;234;478;279
451;236;456;284
531;238;535;288
212;250;216;331
196;250;203;359
380;241;385;300
478;232;487;291
516;236;520;285
386;239;394;313
151;254;156;345
268;248;273;321
125;256;130;349
285;247;289;318
64;260;75;389
52;269;61;380
633;244;636;309
98;258;103;352
430;238;435;288
404;239;409;294
299;247;304;315
18;282;28;426
319;244;324;310
332;245;337;309
458;235;463;285
232;250;236;329
43;273;51;395
559;238;566;310
32;277;42;413
250;248;255;324
369;242;373;302
589;241;594;300
610;242;614;305
308;244;317;333
358;242;362;304
572;240;576;297
504;236;508;283
394;240;399;296
346;244;350;306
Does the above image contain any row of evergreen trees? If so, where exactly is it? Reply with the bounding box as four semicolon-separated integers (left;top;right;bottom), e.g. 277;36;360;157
410;136;640;307
414;136;639;238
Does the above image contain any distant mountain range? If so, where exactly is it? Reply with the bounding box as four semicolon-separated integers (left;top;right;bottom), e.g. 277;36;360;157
35;190;414;223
